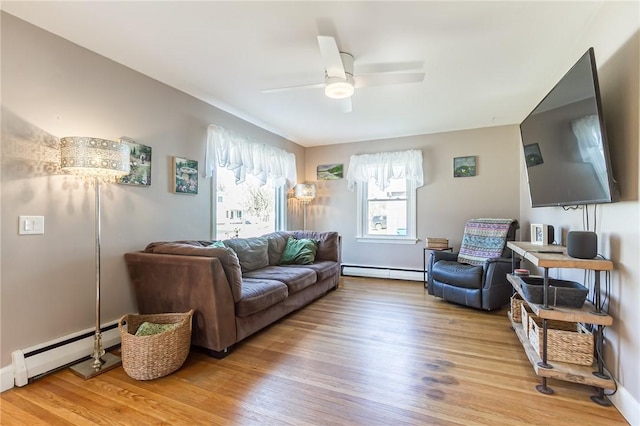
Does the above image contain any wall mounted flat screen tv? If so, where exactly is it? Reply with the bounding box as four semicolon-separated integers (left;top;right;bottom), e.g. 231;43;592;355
519;48;619;207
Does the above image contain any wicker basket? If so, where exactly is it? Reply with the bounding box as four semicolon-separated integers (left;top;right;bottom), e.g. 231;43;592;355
510;294;524;322
528;316;594;366
119;310;194;380
520;304;535;333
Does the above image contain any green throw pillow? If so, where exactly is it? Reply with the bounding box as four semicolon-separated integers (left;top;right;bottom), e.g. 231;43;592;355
134;321;178;336
209;240;225;248
279;237;318;265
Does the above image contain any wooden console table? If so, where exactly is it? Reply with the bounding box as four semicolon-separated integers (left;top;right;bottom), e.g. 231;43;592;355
506;241;614;406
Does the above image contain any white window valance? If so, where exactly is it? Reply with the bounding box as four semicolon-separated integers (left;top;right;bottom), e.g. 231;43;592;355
346;149;424;191
205;124;297;189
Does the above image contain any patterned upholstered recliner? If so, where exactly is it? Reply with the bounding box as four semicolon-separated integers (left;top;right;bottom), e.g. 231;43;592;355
427;218;519;311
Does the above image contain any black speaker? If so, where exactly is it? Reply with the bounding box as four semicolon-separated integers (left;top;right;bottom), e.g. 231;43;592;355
567;231;597;259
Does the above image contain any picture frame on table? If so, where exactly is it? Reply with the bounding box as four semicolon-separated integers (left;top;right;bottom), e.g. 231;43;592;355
530;223;549;245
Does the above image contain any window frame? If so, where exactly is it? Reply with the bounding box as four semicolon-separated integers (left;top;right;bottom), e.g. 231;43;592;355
355;178;418;244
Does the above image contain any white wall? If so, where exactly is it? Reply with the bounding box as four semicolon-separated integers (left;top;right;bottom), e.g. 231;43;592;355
0;13;305;367
305;125;521;271
517;2;639;421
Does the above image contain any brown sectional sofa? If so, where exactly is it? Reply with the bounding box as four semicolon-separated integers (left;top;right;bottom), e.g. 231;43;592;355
124;231;340;357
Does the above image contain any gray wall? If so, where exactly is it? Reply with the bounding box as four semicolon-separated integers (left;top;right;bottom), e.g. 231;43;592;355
0;13;305;366
517;3;640;413
305;125;521;270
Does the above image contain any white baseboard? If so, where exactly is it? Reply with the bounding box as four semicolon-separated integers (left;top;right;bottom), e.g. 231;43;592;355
610;382;639;426
342;265;423;282
7;320;121;390
0;364;15;392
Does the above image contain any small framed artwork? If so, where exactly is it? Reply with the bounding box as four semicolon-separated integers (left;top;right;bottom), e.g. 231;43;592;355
172;156;198;195
524;143;544;167
530;223;549;245
116;137;152;186
317;163;344;180
453;156;476;177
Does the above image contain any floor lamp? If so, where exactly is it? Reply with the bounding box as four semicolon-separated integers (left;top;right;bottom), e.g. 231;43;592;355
60;136;130;379
294;183;316;231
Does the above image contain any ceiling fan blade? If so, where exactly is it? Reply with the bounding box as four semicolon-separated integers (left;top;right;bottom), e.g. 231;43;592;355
337;97;352;113
356;61;425;75
261;82;325;94
354;72;425;88
317;35;346;79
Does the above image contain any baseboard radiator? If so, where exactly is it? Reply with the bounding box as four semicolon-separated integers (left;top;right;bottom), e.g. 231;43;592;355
341;264;423;282
10;320;121;387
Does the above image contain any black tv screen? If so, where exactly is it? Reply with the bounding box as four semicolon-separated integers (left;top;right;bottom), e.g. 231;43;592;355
519;48;618;207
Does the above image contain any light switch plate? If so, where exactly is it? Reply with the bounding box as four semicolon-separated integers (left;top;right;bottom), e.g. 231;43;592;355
19;216;45;235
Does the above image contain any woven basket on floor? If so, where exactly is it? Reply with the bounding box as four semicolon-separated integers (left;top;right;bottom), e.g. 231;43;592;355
119;310;194;380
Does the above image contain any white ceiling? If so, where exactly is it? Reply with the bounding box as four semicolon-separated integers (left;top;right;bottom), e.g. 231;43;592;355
2;1;606;147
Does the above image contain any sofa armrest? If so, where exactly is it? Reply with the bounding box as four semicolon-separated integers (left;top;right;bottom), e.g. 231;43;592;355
124;252;237;353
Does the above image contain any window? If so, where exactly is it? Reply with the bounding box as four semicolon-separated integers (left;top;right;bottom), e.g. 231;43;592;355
347;149;423;244
206;124;296;240
215;168;285;240
356;177;417;243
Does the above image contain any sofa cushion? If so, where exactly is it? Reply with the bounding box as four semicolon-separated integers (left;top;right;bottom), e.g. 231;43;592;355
279;237;318;265
243;266;317;294
236;278;288;317
291;231;339;262
431;260;484;289
144;242;243;302
283;260;340;282
260;231;290;265
224;237;269;272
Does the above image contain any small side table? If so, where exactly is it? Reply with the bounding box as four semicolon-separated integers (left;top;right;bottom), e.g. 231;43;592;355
423;247;453;288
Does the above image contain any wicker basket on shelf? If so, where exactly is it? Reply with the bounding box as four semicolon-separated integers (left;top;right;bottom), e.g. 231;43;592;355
510;294;524;322
528;316;594;366
119;310;194;380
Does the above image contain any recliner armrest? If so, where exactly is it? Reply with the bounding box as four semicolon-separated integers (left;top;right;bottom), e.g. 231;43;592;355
430;250;459;263
482;257;513;288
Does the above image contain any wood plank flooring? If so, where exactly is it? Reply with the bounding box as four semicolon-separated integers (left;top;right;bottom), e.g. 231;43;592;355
0;277;627;425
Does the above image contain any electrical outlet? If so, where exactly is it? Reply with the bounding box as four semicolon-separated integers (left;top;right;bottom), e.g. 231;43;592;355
19;216;44;235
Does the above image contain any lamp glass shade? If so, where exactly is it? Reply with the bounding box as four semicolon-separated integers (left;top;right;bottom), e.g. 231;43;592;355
325;80;354;99
294;183;316;202
60;137;130;180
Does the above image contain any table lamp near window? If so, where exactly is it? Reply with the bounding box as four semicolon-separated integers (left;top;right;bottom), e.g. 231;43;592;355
60;136;130;379
294;183;316;230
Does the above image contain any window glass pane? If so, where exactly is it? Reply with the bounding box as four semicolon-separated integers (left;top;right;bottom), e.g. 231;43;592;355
367;179;407;236
216;169;275;239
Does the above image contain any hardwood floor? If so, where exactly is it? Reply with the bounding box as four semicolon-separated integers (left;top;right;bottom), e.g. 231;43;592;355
1;277;627;425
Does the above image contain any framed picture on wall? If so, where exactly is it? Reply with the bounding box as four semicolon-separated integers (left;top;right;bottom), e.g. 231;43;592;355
530;223;550;245
172;156;198;195
317;163;344;180
116;137;152;186
453;156;476;177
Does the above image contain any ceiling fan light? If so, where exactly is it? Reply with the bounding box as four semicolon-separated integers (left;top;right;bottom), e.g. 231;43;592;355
325;80;354;99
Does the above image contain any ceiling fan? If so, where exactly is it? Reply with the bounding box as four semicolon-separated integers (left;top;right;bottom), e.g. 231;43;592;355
262;35;425;112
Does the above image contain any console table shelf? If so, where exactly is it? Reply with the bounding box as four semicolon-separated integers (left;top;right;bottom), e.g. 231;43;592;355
506;241;614;405
508;314;615;390
507;274;612;326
